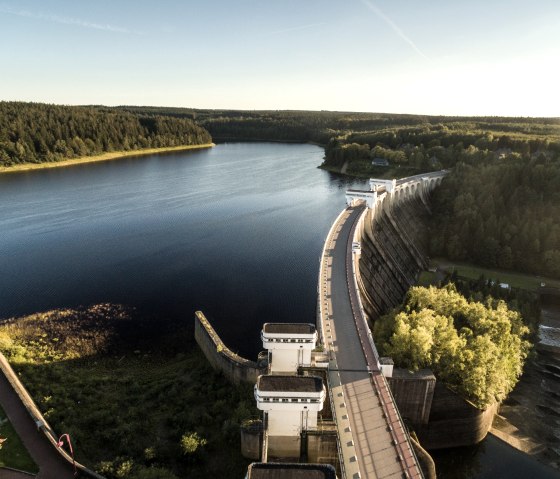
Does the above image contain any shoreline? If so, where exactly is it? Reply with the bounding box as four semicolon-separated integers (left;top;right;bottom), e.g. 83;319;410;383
489;415;547;457
0;143;215;174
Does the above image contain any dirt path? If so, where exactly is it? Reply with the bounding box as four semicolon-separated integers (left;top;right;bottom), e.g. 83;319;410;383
0;371;74;479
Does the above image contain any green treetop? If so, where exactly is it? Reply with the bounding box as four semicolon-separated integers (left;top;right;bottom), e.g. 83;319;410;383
374;284;530;408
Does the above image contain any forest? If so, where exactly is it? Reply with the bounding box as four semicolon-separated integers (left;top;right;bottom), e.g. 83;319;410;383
0;102;212;167
429;155;560;278
321;120;560;176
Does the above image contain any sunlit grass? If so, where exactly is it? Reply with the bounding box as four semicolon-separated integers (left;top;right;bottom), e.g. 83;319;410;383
430;258;560;291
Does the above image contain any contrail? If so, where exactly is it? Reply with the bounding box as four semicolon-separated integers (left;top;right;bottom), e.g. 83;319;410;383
360;0;429;60
0;4;136;34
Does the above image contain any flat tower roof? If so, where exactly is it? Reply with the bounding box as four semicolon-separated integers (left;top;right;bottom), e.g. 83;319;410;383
248;463;336;479
263;323;316;335
257;375;323;393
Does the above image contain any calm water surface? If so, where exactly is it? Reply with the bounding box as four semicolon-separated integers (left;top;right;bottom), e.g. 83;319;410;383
0;143;363;358
0;142;555;478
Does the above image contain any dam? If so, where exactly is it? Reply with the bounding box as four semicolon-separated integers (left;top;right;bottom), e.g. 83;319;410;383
197;172;456;478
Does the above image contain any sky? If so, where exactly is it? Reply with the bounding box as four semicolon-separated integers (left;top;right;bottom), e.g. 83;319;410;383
0;0;559;116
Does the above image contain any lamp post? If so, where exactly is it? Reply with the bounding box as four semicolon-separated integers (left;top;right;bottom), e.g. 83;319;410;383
57;433;77;477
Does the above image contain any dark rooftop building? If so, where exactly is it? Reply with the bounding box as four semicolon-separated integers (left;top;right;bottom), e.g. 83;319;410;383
247;463;337;479
263;323;316;335
257;375;323;393
372;157;389;167
346;189;374;194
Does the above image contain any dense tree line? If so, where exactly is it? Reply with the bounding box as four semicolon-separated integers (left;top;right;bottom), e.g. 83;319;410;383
442;271;541;332
121;106;559;140
322;121;560;172
374;285;530;408
0;102;212;167
430;155;560;278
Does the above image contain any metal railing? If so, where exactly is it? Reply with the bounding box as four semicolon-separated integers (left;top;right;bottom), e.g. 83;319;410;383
0;352;106;479
326;373;347;479
344;204;423;478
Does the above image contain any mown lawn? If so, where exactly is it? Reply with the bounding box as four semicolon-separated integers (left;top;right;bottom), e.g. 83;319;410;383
430;258;560;291
417;271;437;287
0;305;256;479
0;404;38;473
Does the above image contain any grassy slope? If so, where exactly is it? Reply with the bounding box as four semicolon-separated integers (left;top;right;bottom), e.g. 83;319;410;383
430;258;560;291
0;144;214;174
0;304;255;479
0;404;38;473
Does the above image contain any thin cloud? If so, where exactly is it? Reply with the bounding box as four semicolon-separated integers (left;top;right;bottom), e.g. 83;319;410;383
0;4;137;34
360;0;429;60
267;22;326;37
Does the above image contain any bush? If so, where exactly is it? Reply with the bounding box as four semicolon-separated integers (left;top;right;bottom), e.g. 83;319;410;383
375;284;530;408
180;432;207;455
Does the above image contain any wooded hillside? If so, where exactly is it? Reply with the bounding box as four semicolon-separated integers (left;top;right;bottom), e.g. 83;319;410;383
429;156;560;278
0;102;212;167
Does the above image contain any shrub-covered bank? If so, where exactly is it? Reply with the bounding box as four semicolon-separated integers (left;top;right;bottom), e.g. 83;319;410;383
0;304;255;479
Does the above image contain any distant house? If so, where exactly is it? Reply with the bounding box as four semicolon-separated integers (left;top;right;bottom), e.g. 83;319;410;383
429;155;439;167
372;157;389;167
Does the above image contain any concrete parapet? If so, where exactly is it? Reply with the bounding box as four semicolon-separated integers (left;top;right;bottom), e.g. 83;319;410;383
409;433;437;479
195;311;267;384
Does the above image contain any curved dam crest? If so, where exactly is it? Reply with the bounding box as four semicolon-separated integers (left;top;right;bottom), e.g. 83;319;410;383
345;174;498;451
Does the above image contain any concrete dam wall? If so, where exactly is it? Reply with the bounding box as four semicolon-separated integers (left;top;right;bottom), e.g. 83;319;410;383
352;184;497;450
357;194;430;320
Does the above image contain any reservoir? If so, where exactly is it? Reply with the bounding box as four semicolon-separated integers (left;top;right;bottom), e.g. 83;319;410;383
0;142;555;478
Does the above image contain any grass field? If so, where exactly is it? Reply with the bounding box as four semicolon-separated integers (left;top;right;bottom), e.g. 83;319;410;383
430;258;560;291
0;304;255;479
0;404;38;474
417;271;438;287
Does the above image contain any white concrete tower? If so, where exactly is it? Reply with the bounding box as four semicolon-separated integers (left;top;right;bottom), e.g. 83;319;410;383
255;375;326;436
369;178;396;194
345;189;377;208
261;323;317;374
